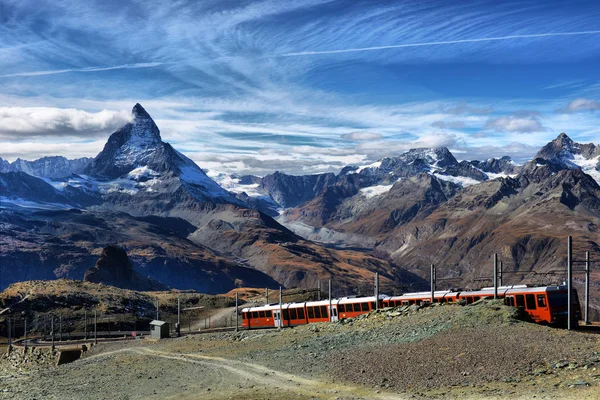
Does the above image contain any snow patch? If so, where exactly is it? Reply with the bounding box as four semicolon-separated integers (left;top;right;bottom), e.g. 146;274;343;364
485;172;518;180
179;165;233;199
355;160;382;173
0;196;74;210
571;154;600;184
433;173;480;187
360;184;394;198
127;166;159;180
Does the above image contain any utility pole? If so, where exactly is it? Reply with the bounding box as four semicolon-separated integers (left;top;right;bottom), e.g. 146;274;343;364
317;281;321;301
493;253;498;299
156;300;159;320
51;316;55;349
59;314;62;341
94;310;97;345
7;315;11;352
585;251;590;325
24;318;27;350
279;286;283;329
430;264;435;304
567;236;573;331
328;279;332;322
177;297;181;337
84;310;87;340
266;288;269;304
235;291;239;332
498;261;503;287
374;272;379;310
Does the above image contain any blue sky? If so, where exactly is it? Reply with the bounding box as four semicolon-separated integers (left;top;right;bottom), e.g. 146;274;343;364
1;0;599;176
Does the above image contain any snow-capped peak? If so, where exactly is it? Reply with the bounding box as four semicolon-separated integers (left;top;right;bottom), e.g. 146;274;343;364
129;103;161;144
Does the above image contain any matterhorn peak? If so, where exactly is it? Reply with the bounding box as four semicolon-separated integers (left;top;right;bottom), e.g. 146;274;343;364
129;103;161;144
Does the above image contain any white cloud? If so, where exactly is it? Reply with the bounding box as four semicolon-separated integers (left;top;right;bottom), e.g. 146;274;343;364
0;140;105;161
341;131;383;141
281;30;600;57
484;115;545;133
431;120;465;129
0;107;132;139
0;63;163;78
556;98;600;113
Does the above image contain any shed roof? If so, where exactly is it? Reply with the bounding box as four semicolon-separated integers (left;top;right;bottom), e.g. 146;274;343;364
150;320;168;326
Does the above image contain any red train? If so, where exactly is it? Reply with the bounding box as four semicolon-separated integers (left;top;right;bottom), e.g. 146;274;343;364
241;285;581;329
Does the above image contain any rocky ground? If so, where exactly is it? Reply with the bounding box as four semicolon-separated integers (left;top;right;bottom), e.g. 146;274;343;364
1;301;600;399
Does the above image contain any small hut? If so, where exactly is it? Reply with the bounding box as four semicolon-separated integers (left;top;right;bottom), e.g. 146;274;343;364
149;320;170;339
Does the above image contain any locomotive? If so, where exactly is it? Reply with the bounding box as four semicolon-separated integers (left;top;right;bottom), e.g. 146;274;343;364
241;285;581;329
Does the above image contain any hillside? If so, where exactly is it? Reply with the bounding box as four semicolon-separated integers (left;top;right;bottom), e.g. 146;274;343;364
2;301;600;399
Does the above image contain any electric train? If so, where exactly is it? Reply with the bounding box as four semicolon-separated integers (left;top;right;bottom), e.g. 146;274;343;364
241;285;581;329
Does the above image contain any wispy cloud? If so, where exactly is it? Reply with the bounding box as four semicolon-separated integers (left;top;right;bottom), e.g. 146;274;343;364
484;114;546;133
341;131;383;141
556;98;600;113
1;1;600;175
281;30;600;57
0;62;163;78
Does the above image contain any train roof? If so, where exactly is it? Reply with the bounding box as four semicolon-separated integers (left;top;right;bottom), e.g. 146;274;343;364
390;290;457;300
459;285;568;297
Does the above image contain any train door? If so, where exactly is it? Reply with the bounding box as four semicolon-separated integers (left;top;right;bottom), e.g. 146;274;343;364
273;310;283;327
330;306;338;322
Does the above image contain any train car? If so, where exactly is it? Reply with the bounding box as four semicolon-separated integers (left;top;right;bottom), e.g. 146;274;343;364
502;285;581;325
281;302;309;327
305;300;337;323
384;290;458;306
337;296;380;320
455;285;528;304
453;285;580;325
241;304;281;329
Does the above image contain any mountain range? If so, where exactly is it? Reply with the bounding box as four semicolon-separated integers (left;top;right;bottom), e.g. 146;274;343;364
1;104;599;314
0;104;422;295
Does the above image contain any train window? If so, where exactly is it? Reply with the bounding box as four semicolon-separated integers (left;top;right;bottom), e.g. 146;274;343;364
548;293;567;307
352;303;360;312
515;294;525;308
537;295;547;308
259;311;266;318
282;309;289;320
402;300;409;305
297;308;305;319
320;306;327;317
526;294;536;310
242;313;246;319
473;296;480;302
314;306;321;318
308;307;315;319
361;303;369;312
505;297;515;307
338;304;345;312
289;308;297;320
252;311;259;318
466;297;473;304
266;310;272;318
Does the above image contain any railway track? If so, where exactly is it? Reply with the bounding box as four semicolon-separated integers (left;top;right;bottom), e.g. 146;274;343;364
8;325;251;348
